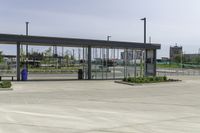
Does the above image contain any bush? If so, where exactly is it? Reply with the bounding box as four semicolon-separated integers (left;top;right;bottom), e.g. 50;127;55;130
163;76;167;81
0;81;12;88
122;78;127;82
149;77;154;82
127;77;132;82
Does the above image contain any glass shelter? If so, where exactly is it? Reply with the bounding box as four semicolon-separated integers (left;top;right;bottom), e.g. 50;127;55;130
0;34;160;81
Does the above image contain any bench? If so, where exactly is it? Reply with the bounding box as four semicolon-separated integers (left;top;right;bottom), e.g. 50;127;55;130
0;75;16;81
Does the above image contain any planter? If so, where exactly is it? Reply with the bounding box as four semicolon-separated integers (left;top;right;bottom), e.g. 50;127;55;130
116;76;182;86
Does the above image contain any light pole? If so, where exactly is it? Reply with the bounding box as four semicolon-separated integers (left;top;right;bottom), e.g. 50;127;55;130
149;36;151;43
181;51;184;71
106;35;111;60
140;18;146;44
140;17;147;76
25;21;29;69
106;36;111;79
107;35;111;41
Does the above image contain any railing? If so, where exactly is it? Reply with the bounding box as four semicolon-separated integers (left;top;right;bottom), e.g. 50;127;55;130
0;70;16;75
157;68;200;76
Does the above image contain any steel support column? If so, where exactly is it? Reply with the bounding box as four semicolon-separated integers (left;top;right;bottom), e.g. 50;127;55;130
134;50;137;78
144;49;148;76
17;42;21;81
88;46;92;80
153;49;157;76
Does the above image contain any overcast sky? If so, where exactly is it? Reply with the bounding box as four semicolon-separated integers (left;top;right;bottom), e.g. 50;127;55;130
0;0;200;58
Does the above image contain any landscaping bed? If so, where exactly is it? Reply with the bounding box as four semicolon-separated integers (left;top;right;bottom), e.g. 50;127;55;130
0;81;13;91
115;76;181;86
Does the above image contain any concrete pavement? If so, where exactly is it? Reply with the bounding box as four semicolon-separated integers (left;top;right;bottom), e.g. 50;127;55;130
0;76;200;132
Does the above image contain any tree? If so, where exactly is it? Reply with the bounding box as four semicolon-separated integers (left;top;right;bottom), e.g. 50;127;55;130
174;55;181;63
28;51;44;61
20;48;26;62
44;47;52;57
193;56;200;64
64;50;70;67
0;51;3;63
42;47;52;65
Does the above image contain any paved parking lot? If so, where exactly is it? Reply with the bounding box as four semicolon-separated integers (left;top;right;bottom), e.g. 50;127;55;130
0;76;200;133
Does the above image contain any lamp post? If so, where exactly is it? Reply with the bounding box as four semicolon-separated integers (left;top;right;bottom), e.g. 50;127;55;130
140;18;146;44
106;35;111;62
106;36;111;79
25;21;29;69
107;35;111;41
181;51;184;71
140;17;147;76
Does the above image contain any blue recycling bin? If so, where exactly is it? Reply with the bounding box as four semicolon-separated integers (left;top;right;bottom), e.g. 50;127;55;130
21;68;28;81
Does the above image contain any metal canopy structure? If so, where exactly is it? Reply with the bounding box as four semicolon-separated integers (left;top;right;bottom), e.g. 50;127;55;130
0;33;161;81
0;34;160;49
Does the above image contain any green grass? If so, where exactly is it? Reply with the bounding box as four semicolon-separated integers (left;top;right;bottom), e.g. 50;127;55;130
28;66;79;71
157;63;200;69
26;67;80;73
157;63;181;69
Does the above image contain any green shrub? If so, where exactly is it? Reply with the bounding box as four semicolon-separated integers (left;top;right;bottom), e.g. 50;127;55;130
0;81;12;88
127;77;132;82
122;78;127;81
144;77;150;83
130;77;136;83
149;77;155;82
163;76;167;81
123;76;168;84
155;76;160;82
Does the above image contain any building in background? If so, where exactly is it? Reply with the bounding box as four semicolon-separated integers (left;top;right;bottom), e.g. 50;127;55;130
184;54;200;63
169;45;200;65
169;45;183;62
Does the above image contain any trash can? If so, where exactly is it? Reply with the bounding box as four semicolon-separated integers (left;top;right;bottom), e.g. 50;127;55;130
21;68;28;81
78;69;83;80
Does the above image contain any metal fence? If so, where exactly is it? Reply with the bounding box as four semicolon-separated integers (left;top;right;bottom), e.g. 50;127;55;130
157;68;200;76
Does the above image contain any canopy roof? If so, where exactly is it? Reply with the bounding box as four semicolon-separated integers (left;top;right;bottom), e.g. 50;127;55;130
0;33;161;49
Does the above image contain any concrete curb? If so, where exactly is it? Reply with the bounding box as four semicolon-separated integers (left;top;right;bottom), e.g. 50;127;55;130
114;81;135;86
0;88;13;91
115;80;182;86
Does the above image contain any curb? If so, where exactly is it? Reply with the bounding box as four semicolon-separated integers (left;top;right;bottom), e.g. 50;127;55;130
114;80;182;86
114;81;135;86
0;88;13;91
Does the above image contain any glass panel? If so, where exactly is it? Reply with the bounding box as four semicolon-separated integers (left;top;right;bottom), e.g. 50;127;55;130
126;49;135;77
107;48;115;79
82;47;88;79
0;45;16;80
114;48;125;79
